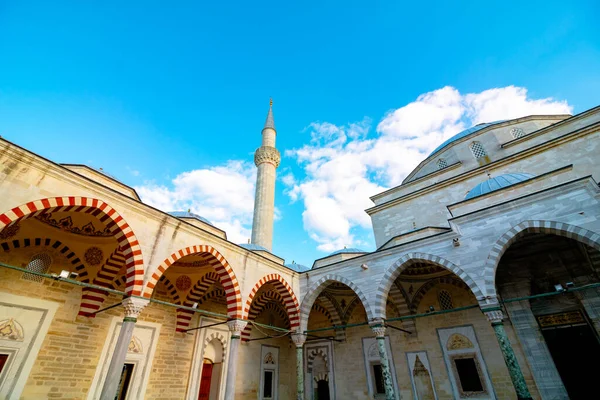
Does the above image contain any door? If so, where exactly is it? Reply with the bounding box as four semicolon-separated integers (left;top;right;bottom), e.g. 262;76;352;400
198;362;214;400
317;380;330;400
542;322;600;399
115;363;135;400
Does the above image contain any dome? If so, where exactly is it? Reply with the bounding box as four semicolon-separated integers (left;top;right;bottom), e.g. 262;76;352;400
465;173;535;200
238;243;270;252
429;120;506;157
168;211;213;226
328;247;366;256
285;262;310;272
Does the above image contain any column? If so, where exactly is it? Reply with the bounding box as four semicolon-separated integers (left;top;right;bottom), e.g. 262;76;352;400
370;321;396;400
291;332;306;400
224;319;248;400
100;297;149;400
484;308;533;400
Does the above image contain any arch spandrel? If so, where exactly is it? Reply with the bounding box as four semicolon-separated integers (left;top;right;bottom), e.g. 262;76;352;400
374;252;484;319
483;220;600;299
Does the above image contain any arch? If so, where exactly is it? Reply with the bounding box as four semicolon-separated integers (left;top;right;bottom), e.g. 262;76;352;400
176;272;222;332
204;331;227;359
241;290;290;341
0;237;89;279
374;253;484;319
313;295;345;341
483;220;600;298
307;348;329;373
300;274;375;334
0;197;144;295
144;245;242;318
79;247;127;317
410;276;469;310
243;273;300;328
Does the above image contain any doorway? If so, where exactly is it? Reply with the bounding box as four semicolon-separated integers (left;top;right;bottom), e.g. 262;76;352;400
316;379;330;400
541;314;600;399
198;360;214;400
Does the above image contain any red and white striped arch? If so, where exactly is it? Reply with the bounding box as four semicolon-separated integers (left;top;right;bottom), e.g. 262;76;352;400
0;197;144;295
243;273;300;329
144;245;242;318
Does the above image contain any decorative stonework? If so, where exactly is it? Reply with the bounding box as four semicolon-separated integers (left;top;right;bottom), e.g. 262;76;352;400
447;333;473;350
537;311;585;327
0;318;24;341
227;319;248;337
510;127;526;139
291;332;306;347
84;247;104;266
368;343;379;358
264;352;275;364
128;335;143;353
176;275;192;291
35;213;113;237
254;146;281;167
122;297;149;319
484;309;504;324
370;320;386;338
0;223;19;239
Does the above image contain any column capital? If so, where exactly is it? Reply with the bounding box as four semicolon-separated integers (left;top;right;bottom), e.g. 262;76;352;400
122;297;149;320
291;332;306;347
483;308;504;324
227;319;248;337
369;319;386;338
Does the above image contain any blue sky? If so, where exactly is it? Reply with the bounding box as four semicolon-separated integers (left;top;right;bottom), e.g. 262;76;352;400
1;1;598;267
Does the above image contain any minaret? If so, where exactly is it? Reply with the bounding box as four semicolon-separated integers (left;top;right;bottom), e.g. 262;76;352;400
250;99;281;251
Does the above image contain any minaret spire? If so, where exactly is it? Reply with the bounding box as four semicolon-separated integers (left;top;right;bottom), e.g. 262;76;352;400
250;99;281;251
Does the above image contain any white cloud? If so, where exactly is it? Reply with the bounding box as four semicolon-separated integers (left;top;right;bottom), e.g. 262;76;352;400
286;85;572;252
136;160;256;244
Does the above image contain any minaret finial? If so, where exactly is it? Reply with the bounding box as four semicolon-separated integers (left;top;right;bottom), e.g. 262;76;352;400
269;98;273;107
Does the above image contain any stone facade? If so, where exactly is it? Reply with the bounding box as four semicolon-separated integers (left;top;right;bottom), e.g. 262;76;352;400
0;104;599;399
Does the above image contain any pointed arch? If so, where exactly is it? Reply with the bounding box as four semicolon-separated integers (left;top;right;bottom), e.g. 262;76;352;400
374;252;483;319
242;290;290;341
0;237;88;279
0;197;144;295
79;247;127;317
144;245;242;318
388;282;416;335
410;276;470;310
313;295;345;341
483;220;600;298
176;272;221;332
300;274;375;334
243;273;300;328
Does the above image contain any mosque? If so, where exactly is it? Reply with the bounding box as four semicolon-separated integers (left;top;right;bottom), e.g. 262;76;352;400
0;101;599;400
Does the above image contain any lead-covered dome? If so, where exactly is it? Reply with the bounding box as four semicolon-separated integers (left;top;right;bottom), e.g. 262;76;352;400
328;247;366;256
429;120;506;157
168;211;213;226
285;262;310;272
465;173;534;200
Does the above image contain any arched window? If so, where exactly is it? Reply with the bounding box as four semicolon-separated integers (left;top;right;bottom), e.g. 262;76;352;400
469;141;487;160
510;127;525;139
23;253;52;282
437;158;448;170
438;290;453;310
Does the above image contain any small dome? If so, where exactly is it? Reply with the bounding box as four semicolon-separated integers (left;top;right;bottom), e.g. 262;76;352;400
465;173;535;200
168;211;213;226
328;247;366;256
429;120;506;157
239;243;270;252
285;262;310;272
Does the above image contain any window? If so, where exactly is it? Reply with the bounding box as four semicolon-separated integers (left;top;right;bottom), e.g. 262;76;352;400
372;364;385;394
0;354;9;375
116;363;135;400
469;141;487;159
262;370;274;398
437;158;448;170
22;253;52;282
510;127;525;139
454;357;484;393
438;290;453;310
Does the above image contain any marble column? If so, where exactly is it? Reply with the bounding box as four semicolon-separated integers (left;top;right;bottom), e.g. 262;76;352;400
224;319;248;400
370;321;396;400
484;309;532;400
100;297;149;400
291;332;306;400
